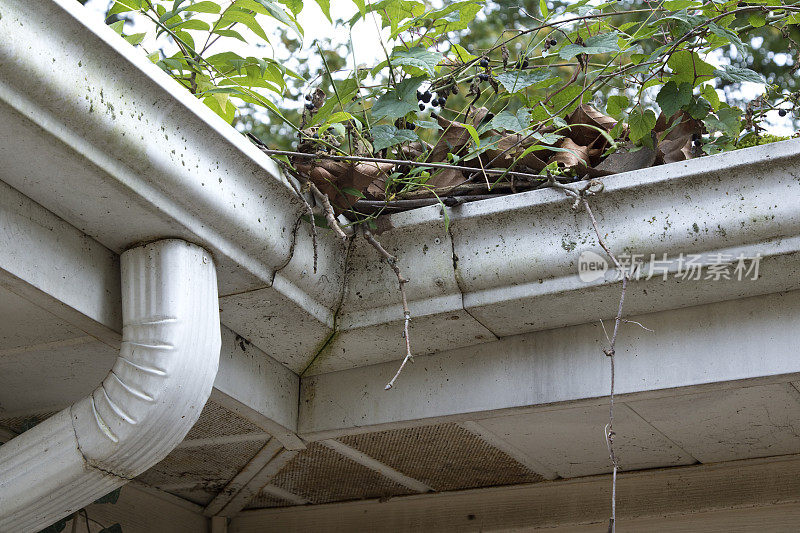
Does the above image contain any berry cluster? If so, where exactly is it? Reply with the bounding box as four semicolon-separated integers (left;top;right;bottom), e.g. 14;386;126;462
416;89;447;111
542;37;558;52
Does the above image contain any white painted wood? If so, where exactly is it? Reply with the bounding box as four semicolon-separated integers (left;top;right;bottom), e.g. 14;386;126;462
213;325;301;444
476;404;695;478
457;421;559;480
210;390;305;451
210;516;228;533
218;449;300;517
299;290;800;438
320;439;432;493
260;485;309;506
0;335;116;415
0;179;122;346
177;433;272;449
627;383;800;463
204;439;282;517
81;483;208;533
230;454;800;532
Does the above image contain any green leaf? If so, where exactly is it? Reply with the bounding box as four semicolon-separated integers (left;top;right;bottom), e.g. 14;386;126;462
277;0;303;14
539;0;548;18
415;119;442;130
464;124;480;146
185;1;221;13
714;65;764;84
219;11;269;41
559;32;619;60
391;47;443;76
341;187;366;198
685;97;711;119
371;76;425;120
371;124;418;152
490;108;531;133
495;68;559;93
352;0;366;15
667;50;715;87
606;94;629;119
663;0;701;8
108;0;142;16
451;43;477;63
314;0;332;22
94;488;122;505
123;32;146;45
168;19;211;31
251;0;303;38
628;106;657;145
700;84;720;110
212;29;248;42
656;81;693;118
748;12;767;28
109;20;125;35
704;107;742;138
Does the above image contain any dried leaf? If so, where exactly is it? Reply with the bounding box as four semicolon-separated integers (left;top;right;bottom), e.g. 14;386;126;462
549;138;600;172
595;143;657;174
566;104;617;146
427;112;477;163
654;112;702;164
296;159;394;212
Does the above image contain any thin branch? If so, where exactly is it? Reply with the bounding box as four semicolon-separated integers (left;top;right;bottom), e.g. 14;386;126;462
580;196;627;533
362;229;413;390
308;182;348;241
255;148;547;181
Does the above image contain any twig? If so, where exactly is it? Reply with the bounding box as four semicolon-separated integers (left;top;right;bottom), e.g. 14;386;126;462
308;181;348;241
579;196;627;533
554;175;630;533
254;148;547;181
362;229;413;390
351;194;505;213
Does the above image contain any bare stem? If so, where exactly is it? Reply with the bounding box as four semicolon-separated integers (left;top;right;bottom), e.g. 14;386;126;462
362;229;413;390
308;182;348;241
580;196;627;533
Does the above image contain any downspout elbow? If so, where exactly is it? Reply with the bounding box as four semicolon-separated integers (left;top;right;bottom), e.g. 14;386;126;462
0;240;221;532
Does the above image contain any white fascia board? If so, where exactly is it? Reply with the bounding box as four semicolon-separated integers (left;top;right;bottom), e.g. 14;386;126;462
306;138;800;374
299;289;800;439
0;0;344;336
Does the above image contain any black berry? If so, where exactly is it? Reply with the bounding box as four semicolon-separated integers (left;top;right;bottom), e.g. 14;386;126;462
304;102;314;110
522;59;529;68
779;109;788;117
419;103;426;111
305;94;312;101
416;90;423;101
406;123;416;130
312;133;319;139
549;38;557;46
438;97;447;106
479;73;489;81
422;91;432;103
480;58;489;68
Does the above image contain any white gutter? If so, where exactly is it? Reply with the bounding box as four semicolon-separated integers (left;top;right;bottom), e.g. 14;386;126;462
0;239;221;532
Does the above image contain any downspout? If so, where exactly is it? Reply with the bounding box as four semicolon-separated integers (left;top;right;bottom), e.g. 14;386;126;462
0;239;221;532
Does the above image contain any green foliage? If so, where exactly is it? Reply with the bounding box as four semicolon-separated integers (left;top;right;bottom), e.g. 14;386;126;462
101;0;800;161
